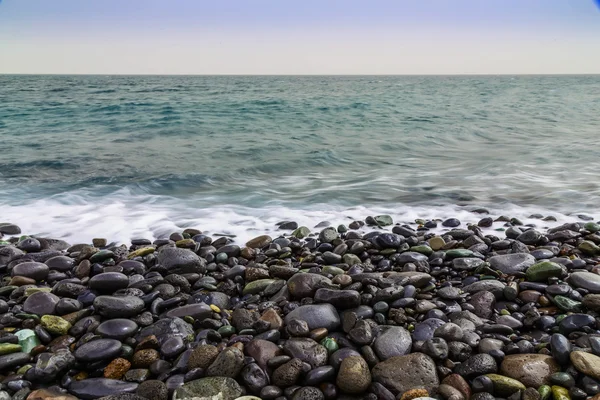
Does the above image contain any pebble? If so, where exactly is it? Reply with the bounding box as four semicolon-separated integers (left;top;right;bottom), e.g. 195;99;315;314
0;217;599;399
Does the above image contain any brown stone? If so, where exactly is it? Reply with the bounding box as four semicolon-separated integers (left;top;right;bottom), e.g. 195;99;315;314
104;358;131;379
309;328;328;342
245;267;270;282
231;342;244;352
27;388;78;400
372;353;439;395
132;349;160;368
74;260;91;279
259;309;283;330
135;335;159;352
518;290;542;303
500;354;560;388
442;373;471;400
332;274;352;287
9;276;36;286
571;351;600;380
400;389;429;400
336;356;371;394
240;247;256;259
187;344;219;370
245;339;282;371
245;235;272;249
47;335;76;353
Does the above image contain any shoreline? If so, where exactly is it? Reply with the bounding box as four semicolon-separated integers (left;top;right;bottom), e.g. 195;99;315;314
0;213;600;400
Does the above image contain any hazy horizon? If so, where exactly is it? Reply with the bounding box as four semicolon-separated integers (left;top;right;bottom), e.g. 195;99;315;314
1;0;600;75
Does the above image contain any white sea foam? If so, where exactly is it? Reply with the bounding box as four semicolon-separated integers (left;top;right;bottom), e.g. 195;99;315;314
1;190;594;246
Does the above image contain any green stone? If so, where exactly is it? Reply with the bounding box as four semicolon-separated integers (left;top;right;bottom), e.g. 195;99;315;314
0;343;22;355
445;249;474;258
176;238;196;248
216;253;228;263
550;372;574;388
585;222;600;233
337;225;348;233
15;313;40;322
551;385;570;400
128;247;155;259
0;286;17;297
16;365;32;375
89;249;115;263
410;245;433;256
218;325;236;337
553;295;582;312
380;248;397;256
291;226;311;239
375;215;393;226
485;374;526;396
242;279;276;295
538;385;551;400
526;261;567;282
15;329;39;355
322;266;344;276
40;315;71;336
415;219;426;225
120;345;133;359
579;240;600;256
320;337;339;354
24;287;52;297
500;309;510;316
342;254;361;266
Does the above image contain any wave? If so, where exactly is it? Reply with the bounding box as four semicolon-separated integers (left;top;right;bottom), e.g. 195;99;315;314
1;187;593;246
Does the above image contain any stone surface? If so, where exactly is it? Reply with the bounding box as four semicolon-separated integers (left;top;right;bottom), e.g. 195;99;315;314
372;353;439;395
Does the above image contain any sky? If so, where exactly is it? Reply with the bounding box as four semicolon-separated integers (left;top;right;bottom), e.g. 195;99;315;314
0;0;599;75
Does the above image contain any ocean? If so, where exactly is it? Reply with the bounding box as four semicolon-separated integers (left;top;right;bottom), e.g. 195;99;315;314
1;75;599;244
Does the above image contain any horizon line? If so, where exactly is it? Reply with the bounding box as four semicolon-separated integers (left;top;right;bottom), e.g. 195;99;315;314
2;73;600;77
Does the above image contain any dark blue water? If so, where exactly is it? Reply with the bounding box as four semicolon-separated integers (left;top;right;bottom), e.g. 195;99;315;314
1;75;599;243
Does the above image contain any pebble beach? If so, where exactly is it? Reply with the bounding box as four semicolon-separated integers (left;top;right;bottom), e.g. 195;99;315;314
1;212;600;400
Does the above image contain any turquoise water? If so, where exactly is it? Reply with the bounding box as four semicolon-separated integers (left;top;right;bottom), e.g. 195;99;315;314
1;75;599;243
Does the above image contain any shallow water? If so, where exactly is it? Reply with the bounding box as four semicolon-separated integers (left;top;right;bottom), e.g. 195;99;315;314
1;75;599;243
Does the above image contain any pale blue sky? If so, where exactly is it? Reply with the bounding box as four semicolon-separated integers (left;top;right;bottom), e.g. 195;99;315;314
1;0;599;74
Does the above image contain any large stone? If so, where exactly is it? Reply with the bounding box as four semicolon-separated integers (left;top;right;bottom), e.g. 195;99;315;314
173;377;242;400
314;289;360;309
372;353;439;395
68;378;138;400
287;273;332;299
373;326;412;360
569;272;600;294
571;351;600;380
485;374;526;397
11;262;49;281
336;356;371;394
245;339;282;371
23;291;60;316
135;318;194;342
156;247;206;275
74;339;123;362
526;261;567;282
94;296;145;318
500;354;560;388
284;303;340;332
488;253;536;275
283;338;328;369
463;280;506;299
454;354;498;379
206;347;244;378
